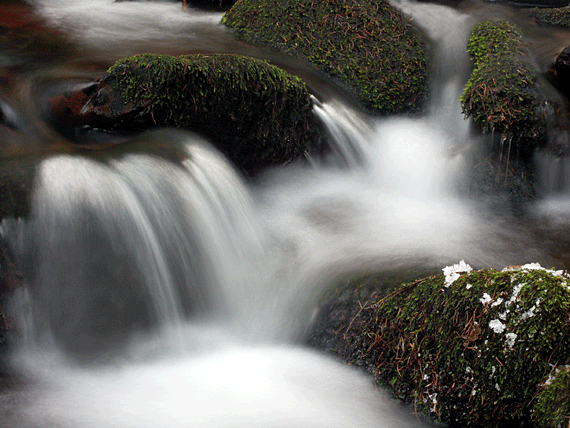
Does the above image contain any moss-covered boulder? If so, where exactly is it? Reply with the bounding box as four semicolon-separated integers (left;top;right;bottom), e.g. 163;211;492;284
461;21;549;157
222;0;428;115
534;365;570;428
529;6;570;28
336;262;570;427
48;53;323;175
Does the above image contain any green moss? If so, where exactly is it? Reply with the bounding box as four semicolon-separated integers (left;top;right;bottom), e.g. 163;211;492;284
534;366;570;428
105;53;322;173
461;21;546;149
222;0;428;115
528;6;570;28
343;263;570;427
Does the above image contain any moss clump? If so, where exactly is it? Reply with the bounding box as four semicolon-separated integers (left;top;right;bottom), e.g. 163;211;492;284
534;366;570;428
104;53;322;174
461;21;546;152
529;6;570;28
222;0;428;115
342;262;570;427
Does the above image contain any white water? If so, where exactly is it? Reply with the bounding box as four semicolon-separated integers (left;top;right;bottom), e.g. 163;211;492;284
1;0;568;427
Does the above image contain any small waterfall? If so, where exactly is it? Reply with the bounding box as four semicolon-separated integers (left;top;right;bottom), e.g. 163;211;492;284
2;1;563;427
0;128;435;428
535;151;570;195
311;97;372;168
2;130;267;357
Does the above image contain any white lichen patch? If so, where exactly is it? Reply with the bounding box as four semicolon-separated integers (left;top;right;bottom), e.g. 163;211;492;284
507;283;523;306
491;297;504;307
443;260;473;287
498;310;509;320
519;298;540;321
502;262;566;277
505;332;517;348
480;293;492;305
489;319;506;333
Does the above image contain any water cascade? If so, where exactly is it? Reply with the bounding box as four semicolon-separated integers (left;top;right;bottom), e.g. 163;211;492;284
1;0;569;427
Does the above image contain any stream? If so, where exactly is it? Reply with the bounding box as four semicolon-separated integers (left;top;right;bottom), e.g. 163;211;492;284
1;0;570;426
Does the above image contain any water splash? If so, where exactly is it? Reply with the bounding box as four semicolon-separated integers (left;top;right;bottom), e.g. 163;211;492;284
0;129;436;428
2;131;266;357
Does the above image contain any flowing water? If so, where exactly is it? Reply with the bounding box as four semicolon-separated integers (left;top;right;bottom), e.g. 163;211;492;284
1;0;570;426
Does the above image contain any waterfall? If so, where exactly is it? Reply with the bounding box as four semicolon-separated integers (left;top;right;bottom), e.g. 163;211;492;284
2;130;269;357
0;0;563;427
0;129;434;428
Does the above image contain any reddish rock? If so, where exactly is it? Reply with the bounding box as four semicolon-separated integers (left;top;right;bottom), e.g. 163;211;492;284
48;77;150;137
555;46;570;97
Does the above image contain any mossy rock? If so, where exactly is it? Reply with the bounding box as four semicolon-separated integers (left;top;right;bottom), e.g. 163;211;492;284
56;53;323;175
341;262;570;427
461;21;548;156
528;6;570;28
222;0;428;115
534;365;570;428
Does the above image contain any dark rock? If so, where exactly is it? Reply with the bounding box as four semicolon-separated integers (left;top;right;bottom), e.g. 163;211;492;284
529;5;570;27
509;0;568;8
0;236;23;380
460;20;568;158
312;265;570;427
49;79;146;138
0;156;36;220
555;46;570;96
222;0;429;115
114;0;236;9
48;54;324;175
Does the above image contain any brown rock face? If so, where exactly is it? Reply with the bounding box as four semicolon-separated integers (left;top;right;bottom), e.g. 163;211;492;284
48;77;148;137
555;46;570;97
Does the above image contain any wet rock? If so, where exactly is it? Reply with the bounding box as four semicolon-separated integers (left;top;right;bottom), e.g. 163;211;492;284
508;0;568;8
185;0;236;8
461;20;566;159
0;155;37;220
49;79;146;138
311;263;570;427
0;235;23;379
529;5;570;27
222;0;429;115
533;365;570;428
114;0;236;9
48;53;324;175
555;46;570;96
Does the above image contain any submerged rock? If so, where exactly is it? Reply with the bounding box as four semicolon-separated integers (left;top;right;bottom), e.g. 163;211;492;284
528;5;570;28
114;0;236;9
222;0;429;115
509;0;568;7
0;235;23;379
319;262;570;427
48;53;323;175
